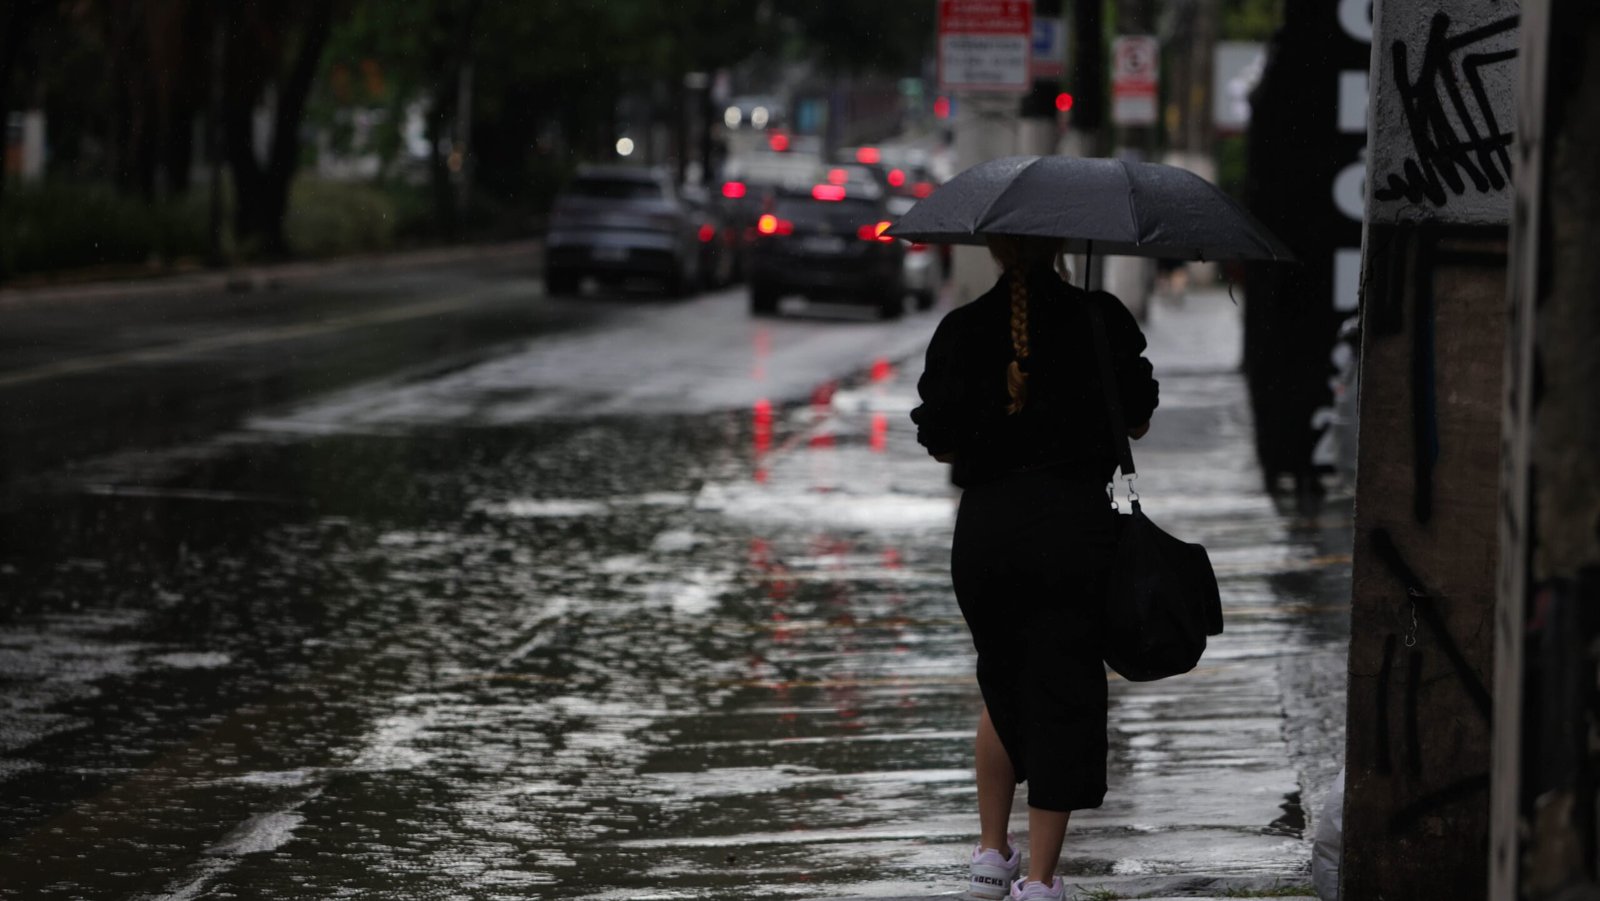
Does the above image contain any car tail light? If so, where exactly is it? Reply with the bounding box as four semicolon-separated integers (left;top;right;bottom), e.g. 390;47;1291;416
888;168;906;187
812;184;846;201
827;168;848;185
908;242;929;252
722;181;747;198
856;146;881;164
768;133;790;152
698;223;716;242
757;214;793;236
858;221;894;242
913;182;934;198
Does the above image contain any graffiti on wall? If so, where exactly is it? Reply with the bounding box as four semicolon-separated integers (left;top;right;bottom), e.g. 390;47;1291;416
1370;9;1519;221
1370;526;1493;833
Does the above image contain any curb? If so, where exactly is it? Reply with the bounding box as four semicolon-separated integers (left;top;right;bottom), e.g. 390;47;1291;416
0;238;543;310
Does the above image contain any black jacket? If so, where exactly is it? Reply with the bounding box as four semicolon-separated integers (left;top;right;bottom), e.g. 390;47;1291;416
911;269;1159;488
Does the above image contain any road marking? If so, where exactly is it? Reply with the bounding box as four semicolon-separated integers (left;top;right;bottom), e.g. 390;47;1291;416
0;293;493;390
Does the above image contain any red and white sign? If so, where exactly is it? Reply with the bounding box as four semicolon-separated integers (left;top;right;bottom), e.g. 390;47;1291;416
1111;35;1160;126
939;0;1033;93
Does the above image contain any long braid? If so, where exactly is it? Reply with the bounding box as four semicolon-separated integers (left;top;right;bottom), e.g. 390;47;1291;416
988;235;1060;414
1006;273;1030;414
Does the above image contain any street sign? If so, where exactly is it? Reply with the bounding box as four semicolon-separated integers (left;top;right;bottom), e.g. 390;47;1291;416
939;0;1034;93
1031;16;1066;78
1111;35;1159;126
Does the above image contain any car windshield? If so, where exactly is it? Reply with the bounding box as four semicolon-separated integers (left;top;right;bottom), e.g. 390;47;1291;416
774;197;884;231
572;178;664;200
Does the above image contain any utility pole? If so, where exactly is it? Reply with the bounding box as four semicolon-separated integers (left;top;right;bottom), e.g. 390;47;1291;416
1069;0;1106;157
1341;2;1520;897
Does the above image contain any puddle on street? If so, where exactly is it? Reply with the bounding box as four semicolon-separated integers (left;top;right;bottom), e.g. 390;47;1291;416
0;333;1349;899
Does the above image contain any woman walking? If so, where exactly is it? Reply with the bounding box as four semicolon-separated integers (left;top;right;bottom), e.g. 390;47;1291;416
910;235;1159;901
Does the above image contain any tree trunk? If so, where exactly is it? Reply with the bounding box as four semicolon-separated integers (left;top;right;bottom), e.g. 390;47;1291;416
223;1;334;258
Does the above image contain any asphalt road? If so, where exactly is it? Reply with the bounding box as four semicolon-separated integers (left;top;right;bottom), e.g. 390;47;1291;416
0;250;587;498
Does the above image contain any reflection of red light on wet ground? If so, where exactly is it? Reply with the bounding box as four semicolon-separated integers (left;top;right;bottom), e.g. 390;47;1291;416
754;467;768;483
870;413;888;452
809;431;835;448
871;358;892;382
810;380;837;407
753;398;772;455
882;547;903;568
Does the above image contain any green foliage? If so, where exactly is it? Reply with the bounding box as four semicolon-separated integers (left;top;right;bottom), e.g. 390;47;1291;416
0;182;212;279
284;179;398;257
1222;0;1285;41
0;176;415;279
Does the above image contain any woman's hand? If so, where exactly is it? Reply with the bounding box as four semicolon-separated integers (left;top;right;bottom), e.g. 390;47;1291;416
1128;421;1150;440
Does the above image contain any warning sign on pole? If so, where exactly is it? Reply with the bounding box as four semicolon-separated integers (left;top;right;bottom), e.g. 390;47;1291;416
939;0;1034;93
1111;35;1160;126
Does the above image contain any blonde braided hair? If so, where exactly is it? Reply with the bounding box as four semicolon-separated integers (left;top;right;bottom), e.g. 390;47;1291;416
986;234;1066;414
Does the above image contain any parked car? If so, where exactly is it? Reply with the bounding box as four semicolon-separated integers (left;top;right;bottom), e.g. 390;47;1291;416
544;166;703;297
887;194;942;310
747;180;907;319
681;184;737;289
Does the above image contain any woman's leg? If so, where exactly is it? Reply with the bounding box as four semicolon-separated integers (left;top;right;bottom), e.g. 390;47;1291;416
1025;806;1070;883
975;705;1016;854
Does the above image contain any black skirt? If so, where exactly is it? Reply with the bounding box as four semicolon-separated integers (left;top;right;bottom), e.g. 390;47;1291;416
951;467;1117;812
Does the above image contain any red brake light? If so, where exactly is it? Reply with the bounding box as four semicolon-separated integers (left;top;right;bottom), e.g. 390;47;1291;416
888;168;906;187
698;223;716;243
934;96;951;119
1055;92;1074;112
768;133;790;152
856;146;881;164
722;181;746;198
757;214;793;236
812;184;846;201
827;168;848;185
858;221;894;242
913;182;934;198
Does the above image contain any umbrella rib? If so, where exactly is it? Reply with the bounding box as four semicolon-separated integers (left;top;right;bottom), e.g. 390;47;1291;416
1116;159;1142;249
970;156;1045;235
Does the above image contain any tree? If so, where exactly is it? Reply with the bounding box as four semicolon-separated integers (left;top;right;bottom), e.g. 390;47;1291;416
221;0;340;257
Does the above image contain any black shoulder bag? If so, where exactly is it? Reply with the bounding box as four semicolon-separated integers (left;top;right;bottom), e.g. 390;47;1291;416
1086;300;1224;682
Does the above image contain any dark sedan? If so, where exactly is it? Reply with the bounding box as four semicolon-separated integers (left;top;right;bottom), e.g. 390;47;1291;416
747;182;906;319
544;166;703;297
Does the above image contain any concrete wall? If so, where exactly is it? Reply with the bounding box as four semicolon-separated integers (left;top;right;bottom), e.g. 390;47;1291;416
1367;0;1521;225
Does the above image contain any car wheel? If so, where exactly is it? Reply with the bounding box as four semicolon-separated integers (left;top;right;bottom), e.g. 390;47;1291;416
878;292;906;320
749;285;780;317
915;289;936;311
545;269;579;296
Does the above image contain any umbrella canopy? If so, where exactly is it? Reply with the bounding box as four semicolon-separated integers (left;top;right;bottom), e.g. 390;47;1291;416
884;155;1295;262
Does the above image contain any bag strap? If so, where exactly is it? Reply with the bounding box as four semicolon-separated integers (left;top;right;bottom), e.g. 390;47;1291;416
1086;297;1137;478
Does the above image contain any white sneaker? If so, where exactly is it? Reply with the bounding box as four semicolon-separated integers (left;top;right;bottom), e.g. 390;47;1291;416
966;840;1020;900
1009;876;1066;901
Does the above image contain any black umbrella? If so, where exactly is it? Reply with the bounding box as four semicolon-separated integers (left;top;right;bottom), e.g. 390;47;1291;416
884;155;1295;264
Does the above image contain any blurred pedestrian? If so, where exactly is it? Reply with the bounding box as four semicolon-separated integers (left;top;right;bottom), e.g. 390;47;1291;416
910;234;1159;901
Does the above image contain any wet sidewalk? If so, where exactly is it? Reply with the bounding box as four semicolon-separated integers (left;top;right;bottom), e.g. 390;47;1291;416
783;288;1349;900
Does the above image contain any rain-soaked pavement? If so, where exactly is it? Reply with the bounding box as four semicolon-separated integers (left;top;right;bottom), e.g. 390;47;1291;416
0;278;1348;899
